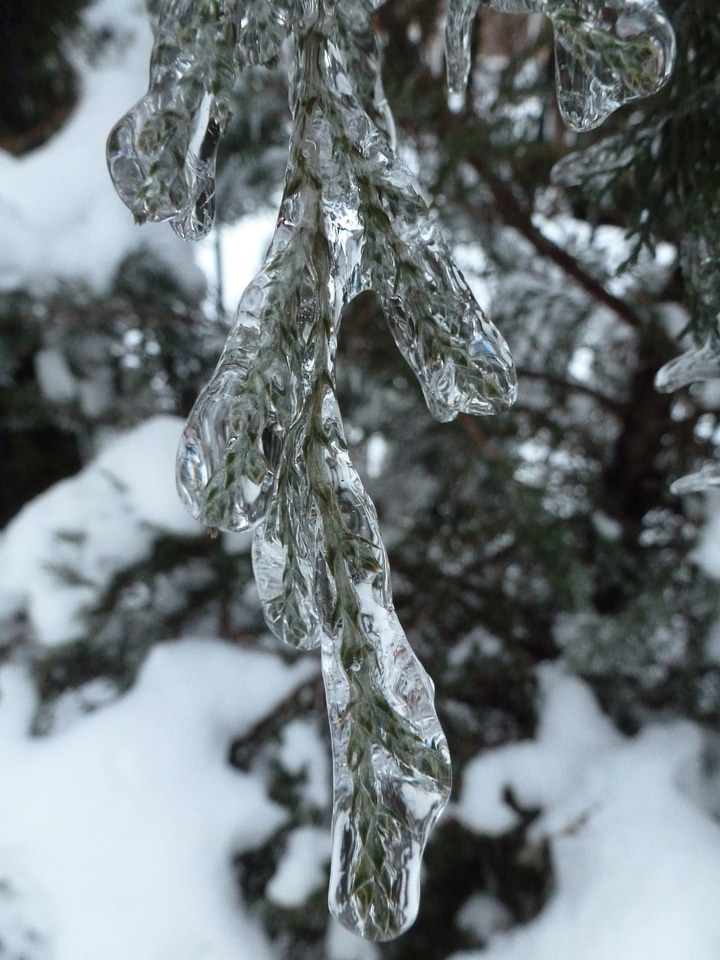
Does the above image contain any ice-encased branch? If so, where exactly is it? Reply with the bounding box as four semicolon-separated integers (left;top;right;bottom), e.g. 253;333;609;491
108;0;516;941
654;198;720;495
175;0;516;528
446;0;675;130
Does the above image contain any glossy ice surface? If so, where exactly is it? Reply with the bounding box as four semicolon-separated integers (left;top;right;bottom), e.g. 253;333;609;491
105;0;677;941
108;0;500;938
446;0;675;130
656;201;720;494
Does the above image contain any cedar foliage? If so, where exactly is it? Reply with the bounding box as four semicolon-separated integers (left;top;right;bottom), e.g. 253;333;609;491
0;1;719;956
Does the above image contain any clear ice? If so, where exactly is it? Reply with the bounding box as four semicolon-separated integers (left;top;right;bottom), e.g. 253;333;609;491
656;335;720;494
106;0;676;941
655;337;720;394
655;202;720;495
108;0;511;938
446;0;676;130
670;463;720;496
106;0;242;239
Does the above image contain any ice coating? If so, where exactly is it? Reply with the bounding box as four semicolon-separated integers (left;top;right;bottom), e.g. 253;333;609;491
550;132;636;191
176;222;304;531
655;338;720;394
671;464;720;496
110;0;514;940
655;201;720;494
655;333;720;494
445;0;482;111
655;336;720;494
276;384;452;939
176;0;516;536
106;0;241;239
252;518;324;650
323;583;452;941
237;1;292;67
446;0;676;131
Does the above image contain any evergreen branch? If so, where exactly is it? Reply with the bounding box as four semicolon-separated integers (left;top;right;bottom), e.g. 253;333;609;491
470;156;647;332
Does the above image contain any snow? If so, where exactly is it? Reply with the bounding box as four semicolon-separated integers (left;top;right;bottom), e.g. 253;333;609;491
326;918;380;960
456;894;512;941
451;669;720;960
0;416;203;645
2;0;720;955
267;825;330;907
0;0;203;295
692;491;720;579
0;639;318;960
277;717;332;809
196;213;277;314
34;348;79;403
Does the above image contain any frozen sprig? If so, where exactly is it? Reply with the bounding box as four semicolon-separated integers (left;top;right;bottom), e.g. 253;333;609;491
654;198;720;495
107;0;241;239
107;0;513;943
446;0;676;130
105;0;685;941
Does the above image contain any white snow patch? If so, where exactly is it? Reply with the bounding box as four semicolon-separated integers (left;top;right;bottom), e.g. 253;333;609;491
266;825;330;907
34;348;79;403
455;669;618;835
326;917;381;960
0;639;317;960
278;717;332;809
451;668;720;960
0;416;203;645
365;432;390;480
0;0;203;294
456;893;512;941
692;491;720;579
196;213;277;313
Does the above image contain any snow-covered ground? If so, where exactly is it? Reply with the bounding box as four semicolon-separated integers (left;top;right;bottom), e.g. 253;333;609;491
2;1;720;958
452;669;720;960
0;416;203;646
0;0;202;294
0;639;316;960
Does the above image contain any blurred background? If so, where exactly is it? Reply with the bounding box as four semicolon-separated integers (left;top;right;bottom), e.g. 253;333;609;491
0;1;719;959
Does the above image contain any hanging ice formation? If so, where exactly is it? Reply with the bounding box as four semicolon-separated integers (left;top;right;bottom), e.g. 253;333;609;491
655;197;720;494
106;0;674;941
447;0;675;129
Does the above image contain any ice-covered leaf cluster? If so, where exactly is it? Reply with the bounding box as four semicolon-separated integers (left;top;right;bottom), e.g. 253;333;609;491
655;197;720;494
446;0;675;130
106;0;676;941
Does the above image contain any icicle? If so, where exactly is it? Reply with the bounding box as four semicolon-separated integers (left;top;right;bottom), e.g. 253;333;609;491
445;0;675;130
655;201;720;495
261;379;452;939
445;0;482;112
317;391;451;941
109;0;515;941
106;0;242;239
655;337;720;394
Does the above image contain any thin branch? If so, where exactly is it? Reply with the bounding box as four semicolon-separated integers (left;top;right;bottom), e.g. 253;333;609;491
516;366;625;412
468;157;647;333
